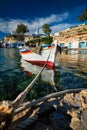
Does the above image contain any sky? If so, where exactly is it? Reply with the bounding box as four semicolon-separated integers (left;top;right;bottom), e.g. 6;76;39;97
0;0;87;39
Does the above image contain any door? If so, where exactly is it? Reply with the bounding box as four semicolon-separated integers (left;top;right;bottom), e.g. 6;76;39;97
68;43;72;48
79;42;86;48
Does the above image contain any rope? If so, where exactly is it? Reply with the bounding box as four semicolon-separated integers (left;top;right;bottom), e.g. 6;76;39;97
9;51;51;110
14;88;87;115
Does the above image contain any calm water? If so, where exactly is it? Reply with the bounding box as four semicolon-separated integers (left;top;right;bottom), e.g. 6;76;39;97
0;48;87;101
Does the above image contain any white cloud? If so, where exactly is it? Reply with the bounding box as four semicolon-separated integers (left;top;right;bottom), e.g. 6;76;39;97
0;12;71;34
51;23;74;34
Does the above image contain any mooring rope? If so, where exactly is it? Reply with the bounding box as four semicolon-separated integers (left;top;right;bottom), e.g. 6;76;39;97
9;50;51;110
14;88;87;115
13;88;87;130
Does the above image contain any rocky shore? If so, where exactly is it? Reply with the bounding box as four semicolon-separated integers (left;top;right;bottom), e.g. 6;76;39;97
10;89;87;130
27;90;87;130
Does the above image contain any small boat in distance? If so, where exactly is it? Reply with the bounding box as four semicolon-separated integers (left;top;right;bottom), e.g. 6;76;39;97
19;40;58;69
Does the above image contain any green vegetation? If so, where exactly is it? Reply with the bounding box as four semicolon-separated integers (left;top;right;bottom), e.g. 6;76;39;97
26;36;53;46
42;36;53;44
16;23;29;35
14;23;29;41
78;8;87;21
42;24;51;36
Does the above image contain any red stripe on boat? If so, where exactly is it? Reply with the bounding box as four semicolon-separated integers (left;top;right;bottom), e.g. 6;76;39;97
48;46;55;49
25;60;54;69
21;50;32;54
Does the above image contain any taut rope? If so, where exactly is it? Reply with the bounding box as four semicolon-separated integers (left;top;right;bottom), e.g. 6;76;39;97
9;51;51;111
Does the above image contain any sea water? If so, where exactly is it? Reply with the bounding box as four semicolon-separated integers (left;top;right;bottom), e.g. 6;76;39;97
0;48;87;101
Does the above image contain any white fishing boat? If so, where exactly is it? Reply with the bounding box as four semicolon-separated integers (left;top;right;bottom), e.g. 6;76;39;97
19;40;58;69
20;58;55;86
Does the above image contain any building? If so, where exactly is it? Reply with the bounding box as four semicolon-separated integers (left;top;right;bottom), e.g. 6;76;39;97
53;24;87;49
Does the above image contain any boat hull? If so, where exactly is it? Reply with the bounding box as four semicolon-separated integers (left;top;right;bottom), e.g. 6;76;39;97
25;60;54;69
20;41;58;68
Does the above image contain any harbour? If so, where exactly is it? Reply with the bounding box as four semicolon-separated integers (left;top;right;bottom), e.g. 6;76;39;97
0;0;87;129
0;48;87;101
0;47;87;130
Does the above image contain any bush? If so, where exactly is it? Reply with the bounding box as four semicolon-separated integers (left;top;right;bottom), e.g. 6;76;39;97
42;36;53;44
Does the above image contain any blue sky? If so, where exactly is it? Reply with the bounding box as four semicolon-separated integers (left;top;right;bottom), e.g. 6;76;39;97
0;0;87;39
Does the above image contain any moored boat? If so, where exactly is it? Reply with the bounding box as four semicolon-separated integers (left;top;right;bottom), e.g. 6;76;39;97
19;40;58;69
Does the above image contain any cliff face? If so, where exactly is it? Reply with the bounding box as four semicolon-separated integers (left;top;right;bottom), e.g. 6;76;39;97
54;24;87;44
3;35;33;43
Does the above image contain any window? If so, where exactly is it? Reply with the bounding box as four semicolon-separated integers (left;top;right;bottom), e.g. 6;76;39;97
60;43;64;47
86;42;87;46
68;43;72;48
79;42;85;48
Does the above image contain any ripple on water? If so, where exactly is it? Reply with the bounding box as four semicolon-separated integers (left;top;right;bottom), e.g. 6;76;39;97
0;48;87;101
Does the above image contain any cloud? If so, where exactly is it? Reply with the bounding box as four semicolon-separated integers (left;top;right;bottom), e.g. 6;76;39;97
51;23;75;34
0;12;70;34
0;19;28;33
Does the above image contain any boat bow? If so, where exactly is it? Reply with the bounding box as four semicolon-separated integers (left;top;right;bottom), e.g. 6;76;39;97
20;41;58;69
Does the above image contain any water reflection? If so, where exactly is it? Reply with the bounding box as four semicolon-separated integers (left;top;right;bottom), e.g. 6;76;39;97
59;51;87;72
20;58;60;91
20;58;61;100
58;51;87;90
68;50;87;55
0;48;20;72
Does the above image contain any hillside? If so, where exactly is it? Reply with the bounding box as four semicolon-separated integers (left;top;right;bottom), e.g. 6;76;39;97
54;24;87;44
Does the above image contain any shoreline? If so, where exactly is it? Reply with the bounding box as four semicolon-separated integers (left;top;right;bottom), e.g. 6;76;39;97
0;88;87;130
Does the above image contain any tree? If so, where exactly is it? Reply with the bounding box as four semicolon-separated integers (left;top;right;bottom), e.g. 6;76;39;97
16;23;29;35
78;8;87;21
42;24;51;36
42;36;53;44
